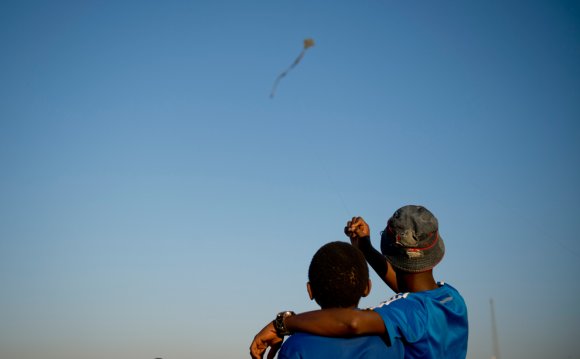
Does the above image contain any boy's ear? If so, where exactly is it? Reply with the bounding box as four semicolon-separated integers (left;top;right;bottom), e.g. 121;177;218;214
362;279;372;297
306;282;314;300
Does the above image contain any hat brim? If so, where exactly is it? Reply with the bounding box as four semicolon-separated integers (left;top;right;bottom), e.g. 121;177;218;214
383;235;445;273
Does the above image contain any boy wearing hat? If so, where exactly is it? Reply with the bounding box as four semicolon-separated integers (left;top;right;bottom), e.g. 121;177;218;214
250;205;468;359
277;241;403;359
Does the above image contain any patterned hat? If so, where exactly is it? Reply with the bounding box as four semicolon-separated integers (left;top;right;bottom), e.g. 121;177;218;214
380;205;445;273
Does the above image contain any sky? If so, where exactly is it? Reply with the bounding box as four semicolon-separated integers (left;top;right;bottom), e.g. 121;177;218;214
0;0;579;358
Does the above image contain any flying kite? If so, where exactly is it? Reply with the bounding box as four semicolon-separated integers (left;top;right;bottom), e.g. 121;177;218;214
270;38;315;98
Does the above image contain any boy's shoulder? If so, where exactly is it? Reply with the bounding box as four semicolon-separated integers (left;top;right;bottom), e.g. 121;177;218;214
279;332;399;359
370;282;468;351
372;282;465;312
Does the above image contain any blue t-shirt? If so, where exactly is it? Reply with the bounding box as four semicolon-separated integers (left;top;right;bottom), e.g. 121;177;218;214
372;282;468;359
278;332;404;359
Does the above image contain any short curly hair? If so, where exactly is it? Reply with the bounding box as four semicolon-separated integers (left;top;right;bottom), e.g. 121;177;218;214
308;241;369;309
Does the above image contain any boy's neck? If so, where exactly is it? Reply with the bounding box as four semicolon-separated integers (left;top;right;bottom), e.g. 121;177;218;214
320;304;359;310
396;270;438;293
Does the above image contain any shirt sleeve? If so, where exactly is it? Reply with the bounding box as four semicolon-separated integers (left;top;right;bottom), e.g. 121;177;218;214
373;297;426;345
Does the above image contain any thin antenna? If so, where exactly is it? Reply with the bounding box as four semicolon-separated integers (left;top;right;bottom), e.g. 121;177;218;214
490;298;501;359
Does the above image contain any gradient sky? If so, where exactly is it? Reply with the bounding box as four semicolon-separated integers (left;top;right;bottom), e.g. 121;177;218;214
1;1;579;358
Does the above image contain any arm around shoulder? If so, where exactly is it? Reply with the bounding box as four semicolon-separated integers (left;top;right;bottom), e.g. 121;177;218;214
285;308;386;336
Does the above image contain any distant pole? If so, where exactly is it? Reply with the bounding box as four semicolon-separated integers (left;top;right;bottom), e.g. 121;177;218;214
490;298;500;359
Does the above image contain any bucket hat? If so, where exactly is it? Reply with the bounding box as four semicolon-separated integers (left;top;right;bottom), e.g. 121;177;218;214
380;205;445;273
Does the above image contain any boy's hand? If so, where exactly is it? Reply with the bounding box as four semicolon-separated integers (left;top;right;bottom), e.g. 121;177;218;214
250;321;283;359
344;217;370;247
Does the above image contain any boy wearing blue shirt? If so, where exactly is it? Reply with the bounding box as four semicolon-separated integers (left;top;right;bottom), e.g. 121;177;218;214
250;205;468;359
277;241;403;359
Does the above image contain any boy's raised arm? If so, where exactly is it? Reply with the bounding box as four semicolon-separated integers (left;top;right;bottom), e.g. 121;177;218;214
250;309;385;359
355;236;398;292
345;217;398;292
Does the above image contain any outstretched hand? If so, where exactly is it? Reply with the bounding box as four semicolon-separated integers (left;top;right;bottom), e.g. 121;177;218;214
250;321;283;359
344;217;370;247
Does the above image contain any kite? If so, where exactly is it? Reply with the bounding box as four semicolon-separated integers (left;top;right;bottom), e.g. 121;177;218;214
270;38;315;98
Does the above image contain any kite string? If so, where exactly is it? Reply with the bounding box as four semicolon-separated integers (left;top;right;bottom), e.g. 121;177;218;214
269;39;352;217
319;159;352;218
307;133;353;218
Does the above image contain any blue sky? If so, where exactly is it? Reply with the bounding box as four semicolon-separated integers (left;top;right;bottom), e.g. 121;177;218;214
1;1;579;358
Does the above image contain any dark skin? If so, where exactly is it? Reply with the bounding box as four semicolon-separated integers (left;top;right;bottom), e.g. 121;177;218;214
346;217;399;292
249;217;439;359
346;217;437;293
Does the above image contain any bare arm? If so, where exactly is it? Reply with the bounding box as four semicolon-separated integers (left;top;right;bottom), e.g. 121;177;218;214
345;217;398;292
250;309;385;359
285;308;385;336
356;236;398;292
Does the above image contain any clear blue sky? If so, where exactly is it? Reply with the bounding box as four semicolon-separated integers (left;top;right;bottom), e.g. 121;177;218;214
1;1;579;358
